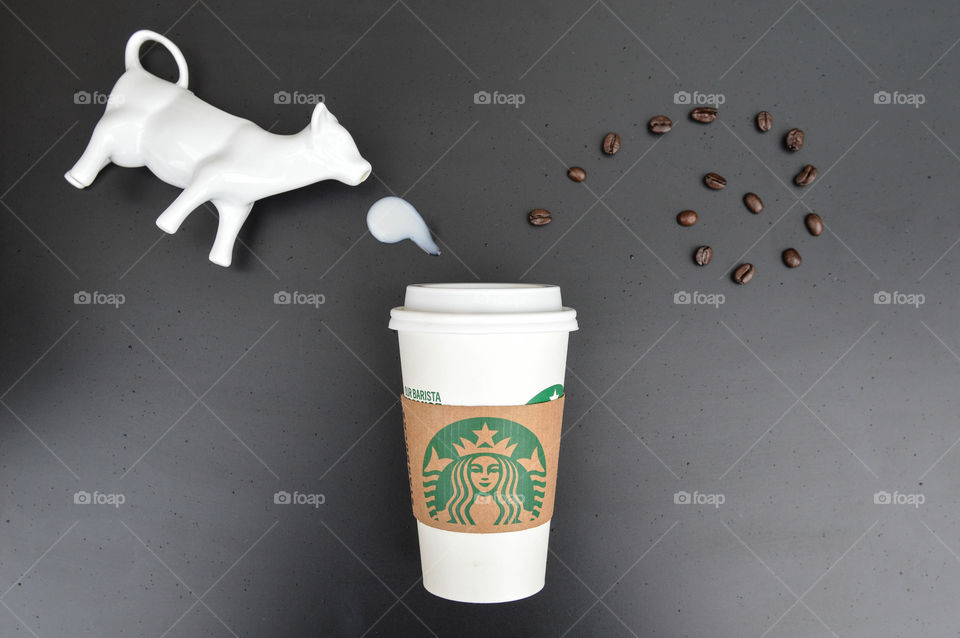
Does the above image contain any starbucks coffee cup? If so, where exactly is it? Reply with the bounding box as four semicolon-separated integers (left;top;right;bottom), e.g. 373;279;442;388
389;283;578;603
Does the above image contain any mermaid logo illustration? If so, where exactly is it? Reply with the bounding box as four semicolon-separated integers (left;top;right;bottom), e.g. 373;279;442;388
422;417;547;528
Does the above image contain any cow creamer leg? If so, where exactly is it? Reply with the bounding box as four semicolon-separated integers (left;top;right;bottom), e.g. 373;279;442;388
155;187;210;234
208;200;253;267
65;116;122;188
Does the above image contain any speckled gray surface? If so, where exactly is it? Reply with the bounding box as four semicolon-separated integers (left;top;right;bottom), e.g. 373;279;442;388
2;1;960;636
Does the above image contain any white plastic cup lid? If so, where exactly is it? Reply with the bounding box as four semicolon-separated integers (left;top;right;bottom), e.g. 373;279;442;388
389;283;578;334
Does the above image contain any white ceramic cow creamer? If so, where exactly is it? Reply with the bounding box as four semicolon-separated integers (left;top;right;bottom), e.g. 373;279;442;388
65;29;372;267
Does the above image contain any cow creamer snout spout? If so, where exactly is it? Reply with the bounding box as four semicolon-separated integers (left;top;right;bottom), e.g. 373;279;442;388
353;160;372;186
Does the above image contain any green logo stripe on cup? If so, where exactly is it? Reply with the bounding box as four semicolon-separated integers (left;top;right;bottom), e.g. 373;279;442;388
527;384;563;405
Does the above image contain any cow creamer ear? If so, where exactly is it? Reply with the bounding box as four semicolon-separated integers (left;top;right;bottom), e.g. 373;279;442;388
310;102;336;134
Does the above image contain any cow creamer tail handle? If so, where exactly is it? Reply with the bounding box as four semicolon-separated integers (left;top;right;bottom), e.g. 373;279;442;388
124;29;189;89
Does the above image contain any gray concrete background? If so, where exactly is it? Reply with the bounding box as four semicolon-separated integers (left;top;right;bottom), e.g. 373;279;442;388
2;1;959;636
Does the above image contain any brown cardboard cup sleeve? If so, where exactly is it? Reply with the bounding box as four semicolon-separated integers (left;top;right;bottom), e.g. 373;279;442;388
401;396;564;534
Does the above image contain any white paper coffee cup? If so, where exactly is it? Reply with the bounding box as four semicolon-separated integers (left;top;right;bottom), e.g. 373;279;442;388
390;283;578;603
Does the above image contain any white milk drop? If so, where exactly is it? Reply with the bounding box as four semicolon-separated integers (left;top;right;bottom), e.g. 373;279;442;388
366;197;440;255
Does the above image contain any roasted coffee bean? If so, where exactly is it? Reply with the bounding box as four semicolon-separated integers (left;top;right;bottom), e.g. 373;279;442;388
528;209;552;226
783;248;802;268
794;164;817;186
677;210;698;226
756;111;773;132
690;107;718;123
602;132;621;155
733;263;755;285
567;166;586;182
695;245;712;266
704;173;727;190
744;192;763;214
648;115;673;134
805;212;823;236
785;128;804;151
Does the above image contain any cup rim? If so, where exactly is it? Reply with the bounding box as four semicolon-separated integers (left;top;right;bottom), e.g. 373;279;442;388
406;283;555;291
391;283;577;333
389;307;578;334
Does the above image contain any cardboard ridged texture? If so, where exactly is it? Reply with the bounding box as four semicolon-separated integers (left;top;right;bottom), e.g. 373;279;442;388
401;397;564;533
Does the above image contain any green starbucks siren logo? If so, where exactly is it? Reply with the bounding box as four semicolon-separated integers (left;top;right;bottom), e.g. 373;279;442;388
422;417;547;526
